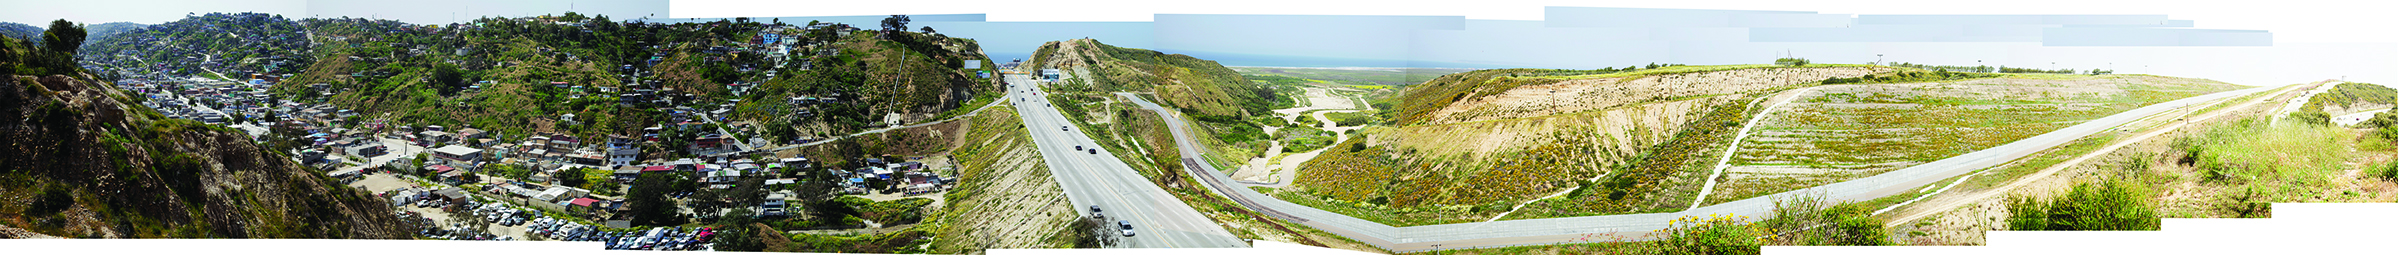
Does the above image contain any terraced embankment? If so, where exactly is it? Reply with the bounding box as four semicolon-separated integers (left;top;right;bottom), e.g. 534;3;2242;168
1703;74;2246;207
1280;66;1892;226
930;103;1080;253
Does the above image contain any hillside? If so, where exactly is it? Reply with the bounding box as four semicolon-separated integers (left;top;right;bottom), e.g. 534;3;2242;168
1274;65;2254;226
78;13;310;80
1701;74;2246;208
737;23;1000;139
1029;39;1278;119
255;14;992;143
2301;82;2398;115
930;103;1083;252
276;16;660;140
1276;65;1890;226
79;22;148;48
0;70;412;238
0;22;38;47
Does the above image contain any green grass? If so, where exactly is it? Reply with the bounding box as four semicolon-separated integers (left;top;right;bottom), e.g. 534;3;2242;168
2182;120;2350;183
2008;175;2161;231
2304;82;2398;112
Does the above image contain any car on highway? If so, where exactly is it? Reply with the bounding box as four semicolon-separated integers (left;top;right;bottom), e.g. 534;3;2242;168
1061;126;1069;131
1075;145;1083;151
1118;220;1132;230
1089;148;1098;154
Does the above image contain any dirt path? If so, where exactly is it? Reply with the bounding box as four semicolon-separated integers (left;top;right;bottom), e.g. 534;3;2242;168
1687;85;1839;209
1884;81;2324;225
1235;87;1364;184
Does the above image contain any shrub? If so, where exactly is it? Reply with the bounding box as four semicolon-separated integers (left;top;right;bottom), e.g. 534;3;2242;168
2217;184;2273;218
25;184;76;217
2007;179;2159;231
1657;214;1763;254
1761;195;1891;246
2284;111;2330;126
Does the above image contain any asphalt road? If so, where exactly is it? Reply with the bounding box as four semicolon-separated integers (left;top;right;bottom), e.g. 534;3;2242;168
1004;74;1248;248
1119;81;2289;252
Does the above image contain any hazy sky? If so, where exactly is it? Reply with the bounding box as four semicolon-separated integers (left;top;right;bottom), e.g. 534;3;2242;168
4;0;2392;85
669;0;2393;86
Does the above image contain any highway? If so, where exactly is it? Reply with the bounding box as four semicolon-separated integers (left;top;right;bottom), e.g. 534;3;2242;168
1118;81;2292;252
1003;73;1248;248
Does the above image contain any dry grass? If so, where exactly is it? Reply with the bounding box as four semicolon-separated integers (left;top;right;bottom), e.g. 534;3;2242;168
930;104;1080;252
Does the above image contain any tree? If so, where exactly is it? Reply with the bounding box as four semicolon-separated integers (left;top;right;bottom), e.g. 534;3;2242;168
42;19;84;54
627;171;687;226
432;63;466;95
880;15;910;34
918;26;935;34
558;167;588;188
1069;217;1119;248
712;223;768;251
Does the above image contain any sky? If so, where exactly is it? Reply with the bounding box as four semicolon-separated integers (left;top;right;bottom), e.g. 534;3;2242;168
663;0;2392;86
3;0;2393;85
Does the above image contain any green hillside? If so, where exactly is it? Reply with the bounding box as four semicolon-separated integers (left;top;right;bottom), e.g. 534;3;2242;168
0;22;38;47
1029;39;1280;119
2303;82;2398;113
2;34;412;238
261;14;992;142
78;12;310;80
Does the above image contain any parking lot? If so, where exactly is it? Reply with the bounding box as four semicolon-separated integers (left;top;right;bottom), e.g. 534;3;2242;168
351;173;529;241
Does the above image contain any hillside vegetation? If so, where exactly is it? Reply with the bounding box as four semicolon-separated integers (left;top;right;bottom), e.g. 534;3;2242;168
2302;82;2398;115
1705;74;2246;207
281;16;660;140
1030;39;1287;165
739;26;998;139
0;22;39;47
79;13;311;79
258;14;991;141
0;56;411;238
1029;39;1278;119
1280;65;1889;226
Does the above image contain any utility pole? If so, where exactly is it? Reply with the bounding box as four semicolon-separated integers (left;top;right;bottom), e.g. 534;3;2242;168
1876;54;1883;65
